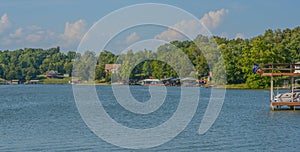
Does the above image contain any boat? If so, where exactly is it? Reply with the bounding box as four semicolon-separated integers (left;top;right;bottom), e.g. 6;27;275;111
294;62;300;73
180;77;197;87
274;79;300;102
141;79;164;86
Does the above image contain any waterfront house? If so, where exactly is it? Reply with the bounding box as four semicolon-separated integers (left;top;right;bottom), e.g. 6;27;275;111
46;70;59;78
105;64;121;74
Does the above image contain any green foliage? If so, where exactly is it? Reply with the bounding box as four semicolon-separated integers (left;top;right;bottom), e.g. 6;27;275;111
73;51;97;81
246;74;269;89
1;27;300;88
0;47;75;81
40;77;72;84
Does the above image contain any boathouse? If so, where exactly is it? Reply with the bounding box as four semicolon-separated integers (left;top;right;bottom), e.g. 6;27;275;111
11;80;20;85
262;63;300;110
141;79;163;86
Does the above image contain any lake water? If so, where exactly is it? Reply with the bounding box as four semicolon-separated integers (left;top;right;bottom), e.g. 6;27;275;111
0;85;300;151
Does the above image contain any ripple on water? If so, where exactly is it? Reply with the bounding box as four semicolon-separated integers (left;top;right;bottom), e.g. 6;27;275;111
1;86;300;151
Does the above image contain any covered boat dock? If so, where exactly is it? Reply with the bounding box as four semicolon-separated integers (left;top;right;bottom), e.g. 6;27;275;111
262;63;300;110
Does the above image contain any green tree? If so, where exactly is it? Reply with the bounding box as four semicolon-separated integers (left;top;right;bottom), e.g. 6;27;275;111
73;51;97;81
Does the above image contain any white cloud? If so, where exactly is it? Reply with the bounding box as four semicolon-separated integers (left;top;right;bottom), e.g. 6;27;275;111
60;19;87;48
155;20;200;41
0;19;87;50
26;29;55;43
9;28;23;38
3;25;57;46
0;13;12;34
155;9;229;41
126;32;140;44
235;33;245;39
200;9;229;30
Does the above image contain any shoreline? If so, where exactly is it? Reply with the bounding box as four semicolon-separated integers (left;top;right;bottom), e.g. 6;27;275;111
0;80;285;90
0;82;269;90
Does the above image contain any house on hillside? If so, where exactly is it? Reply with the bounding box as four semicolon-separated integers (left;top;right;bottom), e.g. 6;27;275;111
105;64;121;74
46;70;59;78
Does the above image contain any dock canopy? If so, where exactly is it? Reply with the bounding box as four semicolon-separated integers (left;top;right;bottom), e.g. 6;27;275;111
261;63;300;77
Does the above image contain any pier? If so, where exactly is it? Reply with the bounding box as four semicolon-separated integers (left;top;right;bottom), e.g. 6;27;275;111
262;63;300;110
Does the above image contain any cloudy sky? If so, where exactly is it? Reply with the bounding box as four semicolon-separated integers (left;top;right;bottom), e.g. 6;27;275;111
0;0;299;52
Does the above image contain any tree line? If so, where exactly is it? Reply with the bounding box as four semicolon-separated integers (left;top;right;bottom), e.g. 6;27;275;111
1;27;300;88
0;47;76;81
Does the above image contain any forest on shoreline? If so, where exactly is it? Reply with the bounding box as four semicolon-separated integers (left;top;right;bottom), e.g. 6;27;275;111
1;27;300;88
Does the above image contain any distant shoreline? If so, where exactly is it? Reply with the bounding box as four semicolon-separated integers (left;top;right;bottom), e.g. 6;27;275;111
0;80;280;90
0;82;252;89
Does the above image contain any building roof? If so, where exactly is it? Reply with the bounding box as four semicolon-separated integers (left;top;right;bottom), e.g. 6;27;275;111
105;64;121;70
143;79;160;82
46;70;58;75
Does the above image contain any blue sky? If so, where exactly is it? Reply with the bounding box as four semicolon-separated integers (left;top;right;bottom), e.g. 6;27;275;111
0;0;300;52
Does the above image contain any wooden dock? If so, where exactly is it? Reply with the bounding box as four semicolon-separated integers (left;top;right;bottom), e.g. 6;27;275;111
262;63;300;111
270;102;300;110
